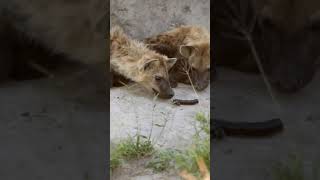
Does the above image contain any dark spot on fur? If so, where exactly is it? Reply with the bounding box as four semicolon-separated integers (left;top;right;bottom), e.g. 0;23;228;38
183;6;191;13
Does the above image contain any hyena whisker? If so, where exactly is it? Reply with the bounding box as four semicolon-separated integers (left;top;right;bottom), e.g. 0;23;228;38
119;80;130;87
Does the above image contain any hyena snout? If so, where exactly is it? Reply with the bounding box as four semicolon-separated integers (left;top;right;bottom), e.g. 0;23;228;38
153;77;175;99
271;63;315;93
158;88;174;99
191;69;210;91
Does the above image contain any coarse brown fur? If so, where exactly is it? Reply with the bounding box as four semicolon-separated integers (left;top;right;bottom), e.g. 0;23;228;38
144;25;210;91
110;26;177;99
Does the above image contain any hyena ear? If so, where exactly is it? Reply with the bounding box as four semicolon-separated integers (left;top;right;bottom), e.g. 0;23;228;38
140;59;158;71
166;58;177;69
179;45;196;58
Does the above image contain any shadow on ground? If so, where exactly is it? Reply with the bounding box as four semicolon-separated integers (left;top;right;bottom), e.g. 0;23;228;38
213;67;320;180
0;63;108;180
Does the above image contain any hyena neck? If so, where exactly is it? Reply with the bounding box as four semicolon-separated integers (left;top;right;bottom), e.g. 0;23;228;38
111;39;150;83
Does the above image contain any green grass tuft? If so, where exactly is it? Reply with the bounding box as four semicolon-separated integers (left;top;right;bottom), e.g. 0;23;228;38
195;112;210;135
146;149;177;172
110;150;122;171
272;154;320;180
174;112;210;177
110;135;154;172
115;135;154;160
110;111;211;177
272;154;304;180
175;136;210;177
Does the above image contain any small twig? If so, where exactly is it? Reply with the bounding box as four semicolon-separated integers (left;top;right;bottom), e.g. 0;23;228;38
246;35;282;113
152;114;170;146
27;61;54;78
184;68;200;99
248;11;257;34
118;80;129;87
215;0;282;115
148;94;158;141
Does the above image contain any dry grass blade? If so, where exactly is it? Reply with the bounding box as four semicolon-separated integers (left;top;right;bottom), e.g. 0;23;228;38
197;158;210;179
179;170;197;180
179;157;210;180
214;0;282;115
27;61;54;78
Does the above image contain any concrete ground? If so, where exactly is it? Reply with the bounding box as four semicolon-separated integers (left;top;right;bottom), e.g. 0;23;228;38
0;63;108;180
110;84;210;179
213;67;320;180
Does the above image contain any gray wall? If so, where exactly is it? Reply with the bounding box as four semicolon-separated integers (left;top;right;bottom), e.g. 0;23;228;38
110;0;210;40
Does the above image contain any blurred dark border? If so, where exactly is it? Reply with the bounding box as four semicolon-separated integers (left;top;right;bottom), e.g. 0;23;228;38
105;0;110;179
210;0;214;178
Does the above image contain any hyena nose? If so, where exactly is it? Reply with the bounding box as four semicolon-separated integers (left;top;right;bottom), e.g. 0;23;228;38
168;91;174;98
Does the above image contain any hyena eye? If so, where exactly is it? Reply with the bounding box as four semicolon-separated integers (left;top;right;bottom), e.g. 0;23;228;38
155;75;162;81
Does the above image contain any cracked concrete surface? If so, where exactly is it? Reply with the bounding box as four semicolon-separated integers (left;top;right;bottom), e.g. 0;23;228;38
110;84;210;148
110;84;210;180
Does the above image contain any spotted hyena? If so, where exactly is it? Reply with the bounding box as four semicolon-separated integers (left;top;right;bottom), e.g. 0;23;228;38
144;25;210;91
110;26;177;99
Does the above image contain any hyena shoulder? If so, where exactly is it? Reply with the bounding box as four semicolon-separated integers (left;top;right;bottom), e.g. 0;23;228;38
110;25;153;75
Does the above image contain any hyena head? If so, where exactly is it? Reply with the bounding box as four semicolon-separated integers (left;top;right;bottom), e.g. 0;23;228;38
257;1;320;93
137;53;177;99
179;42;210;91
